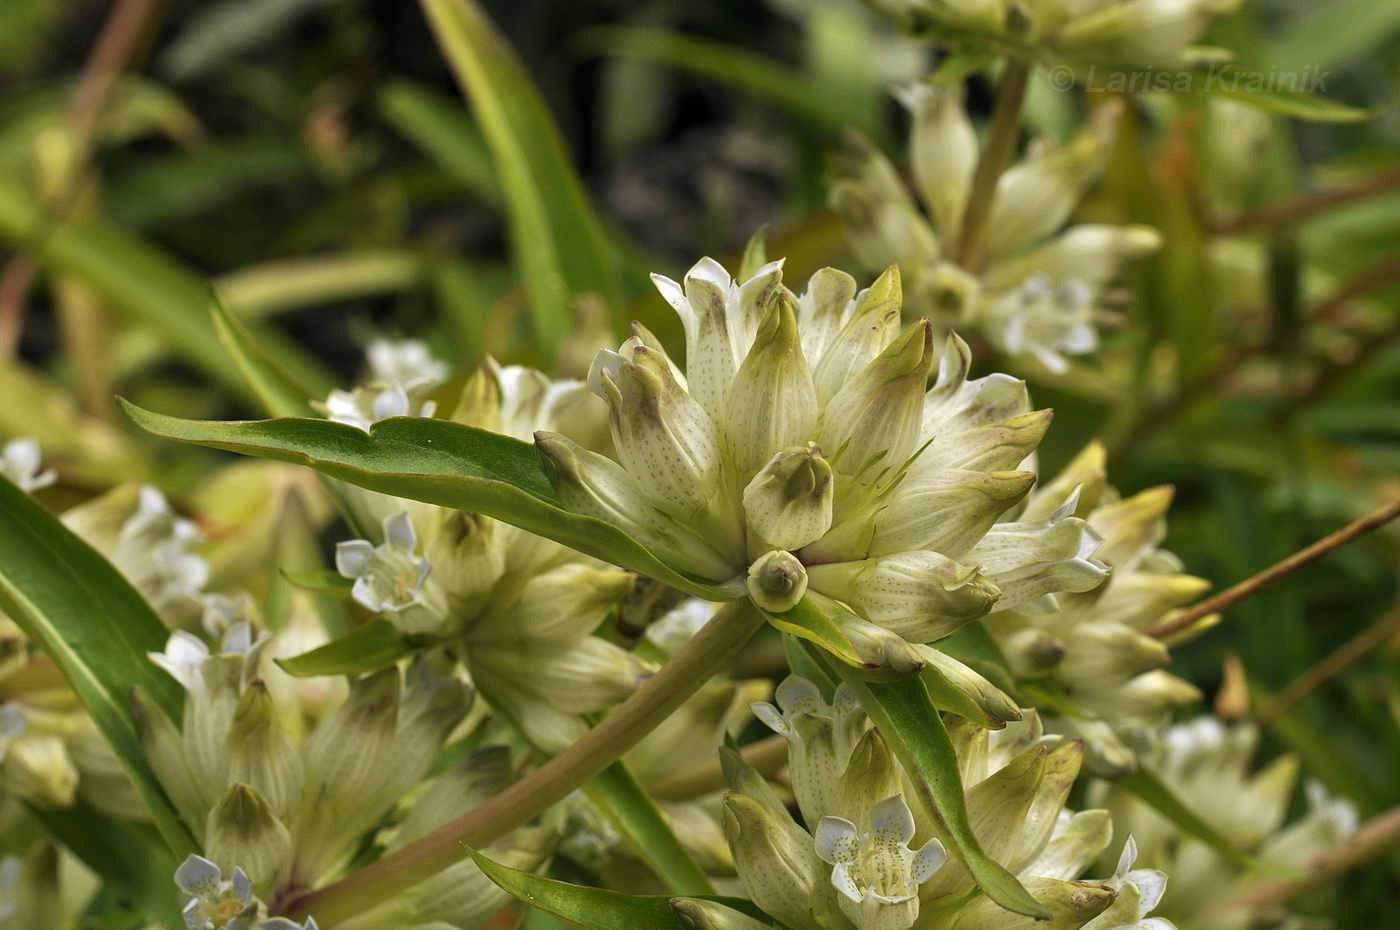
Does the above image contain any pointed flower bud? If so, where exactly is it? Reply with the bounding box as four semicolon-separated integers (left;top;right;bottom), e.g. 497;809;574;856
722;791;824;930
901;83;976;238
807;551;998;643
226;682;303;825
593;338;733;537
743;444;834;554
725;292;819;477
815;795;946;930
810;266;904;407
204;784;292;893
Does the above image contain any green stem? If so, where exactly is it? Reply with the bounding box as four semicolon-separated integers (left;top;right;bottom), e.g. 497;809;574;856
283;598;765;926
951;57;1032;272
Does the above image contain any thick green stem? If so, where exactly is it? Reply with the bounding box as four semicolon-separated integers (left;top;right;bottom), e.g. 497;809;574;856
950;57;1032;272
283;598;766;926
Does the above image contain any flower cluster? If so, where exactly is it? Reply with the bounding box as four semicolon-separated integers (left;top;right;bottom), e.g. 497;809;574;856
538;258;1107;720
705;675;1176;930
1096;717;1358;930
327;354;650;752
984;443;1203;773
830;86;1159;372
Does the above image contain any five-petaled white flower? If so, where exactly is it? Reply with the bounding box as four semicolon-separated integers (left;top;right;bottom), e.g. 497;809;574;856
334;512;444;633
175;855;259;930
814;795;946;930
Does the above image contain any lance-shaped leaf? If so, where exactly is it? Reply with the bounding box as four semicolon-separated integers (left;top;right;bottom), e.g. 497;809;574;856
275;618;433;678
467;848;778;929
121;403;737;601
800;639;1050;920
0;477;197;858
420;0;621;354
584;758;714;897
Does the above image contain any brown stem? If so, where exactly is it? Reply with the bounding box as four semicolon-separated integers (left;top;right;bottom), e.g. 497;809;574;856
282;599;766;926
0;0;165;358
1211;166;1400;237
1148;496;1400;640
949;57;1031;272
1253;607;1400;727
1228;803;1400;908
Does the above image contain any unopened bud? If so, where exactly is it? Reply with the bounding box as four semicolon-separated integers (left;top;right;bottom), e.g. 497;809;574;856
746;550;809;613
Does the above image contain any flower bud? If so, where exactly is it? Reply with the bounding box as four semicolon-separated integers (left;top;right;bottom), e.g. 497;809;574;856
829;138;938;277
951;876;1115;930
967;500;1108;612
820;320;935;481
746;550;809;613
722;792;823;930
726;292;819;478
792;267;858;366
810;265;904;406
4;730;77;808
226;682;303;825
743;444;834;554
672;898;773;930
534;431;739;581
868;468;1035;560
807;551;998;644
901;83;976;238
204;783;291;892
595;339;725;523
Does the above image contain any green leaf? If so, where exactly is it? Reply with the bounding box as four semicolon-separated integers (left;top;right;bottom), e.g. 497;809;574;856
576;26;887;145
0;478;197;858
467;848;773;929
1265;0;1400;74
26;800;182;927
0;175;337;404
279;569;355;597
208;299;376;542
584;759;714;897
378;79;502;207
761;598;869;669
1206;74;1381;124
275;618;431;677
210;297;318;418
121;404;732;601
805;642;1050;920
1117;768;1301;877
420;0;620;356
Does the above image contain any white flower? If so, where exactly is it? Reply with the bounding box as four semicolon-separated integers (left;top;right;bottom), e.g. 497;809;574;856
174;855;259;930
0;438;55;492
334;512;445;634
1081;837;1174;930
815;795;946;930
258;919;318;930
367;338;448;389
324;339;447;432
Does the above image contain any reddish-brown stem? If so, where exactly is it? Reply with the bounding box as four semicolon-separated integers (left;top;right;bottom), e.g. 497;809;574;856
1148;496;1400;640
1211;166;1400;237
1228;803;1400;908
0;0;165;357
